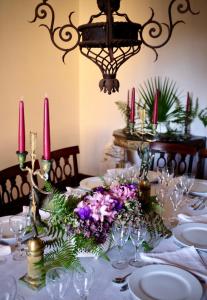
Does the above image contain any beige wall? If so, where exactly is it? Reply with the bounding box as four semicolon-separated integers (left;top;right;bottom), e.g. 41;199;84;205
79;0;207;175
0;0;79;170
0;0;207;175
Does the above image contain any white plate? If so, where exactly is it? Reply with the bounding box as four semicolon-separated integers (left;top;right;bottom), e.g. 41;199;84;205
190;179;207;196
79;177;104;190
128;264;202;300
0;216;16;245
173;222;207;251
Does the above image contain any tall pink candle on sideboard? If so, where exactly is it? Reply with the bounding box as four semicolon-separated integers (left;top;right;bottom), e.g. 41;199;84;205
130;87;135;123
186;92;191;113
18;100;25;153
152;89;159;124
43;97;51;160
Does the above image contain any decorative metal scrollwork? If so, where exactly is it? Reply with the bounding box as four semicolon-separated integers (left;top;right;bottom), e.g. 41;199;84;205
140;0;199;60
30;0;80;63
31;0;199;94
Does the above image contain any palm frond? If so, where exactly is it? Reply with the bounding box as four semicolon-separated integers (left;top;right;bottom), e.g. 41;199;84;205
139;77;182;122
198;108;207;127
115;101;130;124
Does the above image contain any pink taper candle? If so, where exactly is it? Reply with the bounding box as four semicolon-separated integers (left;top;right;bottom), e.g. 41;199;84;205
152;89;159;124
130;87;135;123
18;100;25;153
186;92;191;113
127;89;130;108
43;97;51;160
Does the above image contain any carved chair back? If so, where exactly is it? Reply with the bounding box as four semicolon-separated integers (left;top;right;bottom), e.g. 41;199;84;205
197;148;207;179
149;142;198;176
0;161;40;216
49;146;80;190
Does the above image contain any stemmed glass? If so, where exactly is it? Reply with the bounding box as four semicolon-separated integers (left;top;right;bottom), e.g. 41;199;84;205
162;165;174;187
129;223;147;267
0;221;7;264
46;267;71;300
167;189;183;228
73;266;94;300
111;223;131;269
9;215;27;261
170;189;183;213
180;173;195;195
156;166;165;184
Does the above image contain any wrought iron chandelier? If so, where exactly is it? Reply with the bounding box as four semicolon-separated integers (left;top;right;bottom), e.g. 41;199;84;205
31;0;199;94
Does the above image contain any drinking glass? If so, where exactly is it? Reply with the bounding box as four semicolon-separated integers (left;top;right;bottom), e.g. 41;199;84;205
170;189;183;213
111;223;130;269
129;224;147;267
0;221;6;264
73;266;94;300
0;274;17;300
162;165;174;186
46;267;71;300
9;215;27;261
180;173;195;195
156;166;165;184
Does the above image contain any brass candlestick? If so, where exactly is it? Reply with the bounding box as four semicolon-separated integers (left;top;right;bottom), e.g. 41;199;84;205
17;132;51;290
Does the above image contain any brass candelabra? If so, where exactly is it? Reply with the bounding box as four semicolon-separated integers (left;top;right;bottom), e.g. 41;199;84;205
17;132;51;290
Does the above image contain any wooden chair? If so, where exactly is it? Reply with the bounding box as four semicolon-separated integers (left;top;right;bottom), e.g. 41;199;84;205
0;161;40;217
149;141;198;176
197;148;207;179
49;146;90;191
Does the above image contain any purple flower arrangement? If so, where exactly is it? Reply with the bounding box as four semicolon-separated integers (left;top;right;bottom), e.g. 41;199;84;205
70;183;139;244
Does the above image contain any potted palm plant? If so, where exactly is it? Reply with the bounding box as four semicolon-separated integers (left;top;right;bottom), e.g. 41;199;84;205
116;77;207;140
138;77;183;134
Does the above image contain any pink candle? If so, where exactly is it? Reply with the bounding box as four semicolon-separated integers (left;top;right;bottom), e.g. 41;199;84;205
186;92;191;113
18;100;25;153
127;89;129;108
152;89;159;124
43;97;51;160
130;87;135;123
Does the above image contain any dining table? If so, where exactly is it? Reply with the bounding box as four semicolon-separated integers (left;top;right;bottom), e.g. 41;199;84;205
1;175;207;300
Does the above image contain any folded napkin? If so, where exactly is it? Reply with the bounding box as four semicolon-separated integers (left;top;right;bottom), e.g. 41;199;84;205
177;213;207;224
65;187;87;197
140;246;207;282
0;244;11;256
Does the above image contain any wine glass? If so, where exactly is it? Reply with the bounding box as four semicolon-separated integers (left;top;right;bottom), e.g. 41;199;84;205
181;173;195;195
73;266;94;300
170;188;184;211
162;165;174;186
9;215;27;261
129;223;147;267
168;189;183;228
156;166;165;184
111;223;130;269
46;267;71;300
0;274;17;300
0;221;7;264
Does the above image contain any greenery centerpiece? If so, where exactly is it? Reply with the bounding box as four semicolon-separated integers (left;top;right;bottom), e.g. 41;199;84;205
116;77;207;140
40;178;170;274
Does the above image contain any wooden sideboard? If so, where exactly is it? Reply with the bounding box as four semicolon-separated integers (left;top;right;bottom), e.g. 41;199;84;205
113;129;207;178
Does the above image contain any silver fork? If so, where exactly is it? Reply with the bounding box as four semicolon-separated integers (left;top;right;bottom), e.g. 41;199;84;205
193;197;207;210
191;197;205;210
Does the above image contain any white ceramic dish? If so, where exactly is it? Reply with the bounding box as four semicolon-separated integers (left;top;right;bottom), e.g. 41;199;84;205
173;222;207;251
0;216;16;245
128;264;202;300
190;179;207;196
79;177;104;190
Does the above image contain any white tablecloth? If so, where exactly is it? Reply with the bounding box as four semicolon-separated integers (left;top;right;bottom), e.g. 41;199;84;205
1;236;207;300
1;180;207;300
